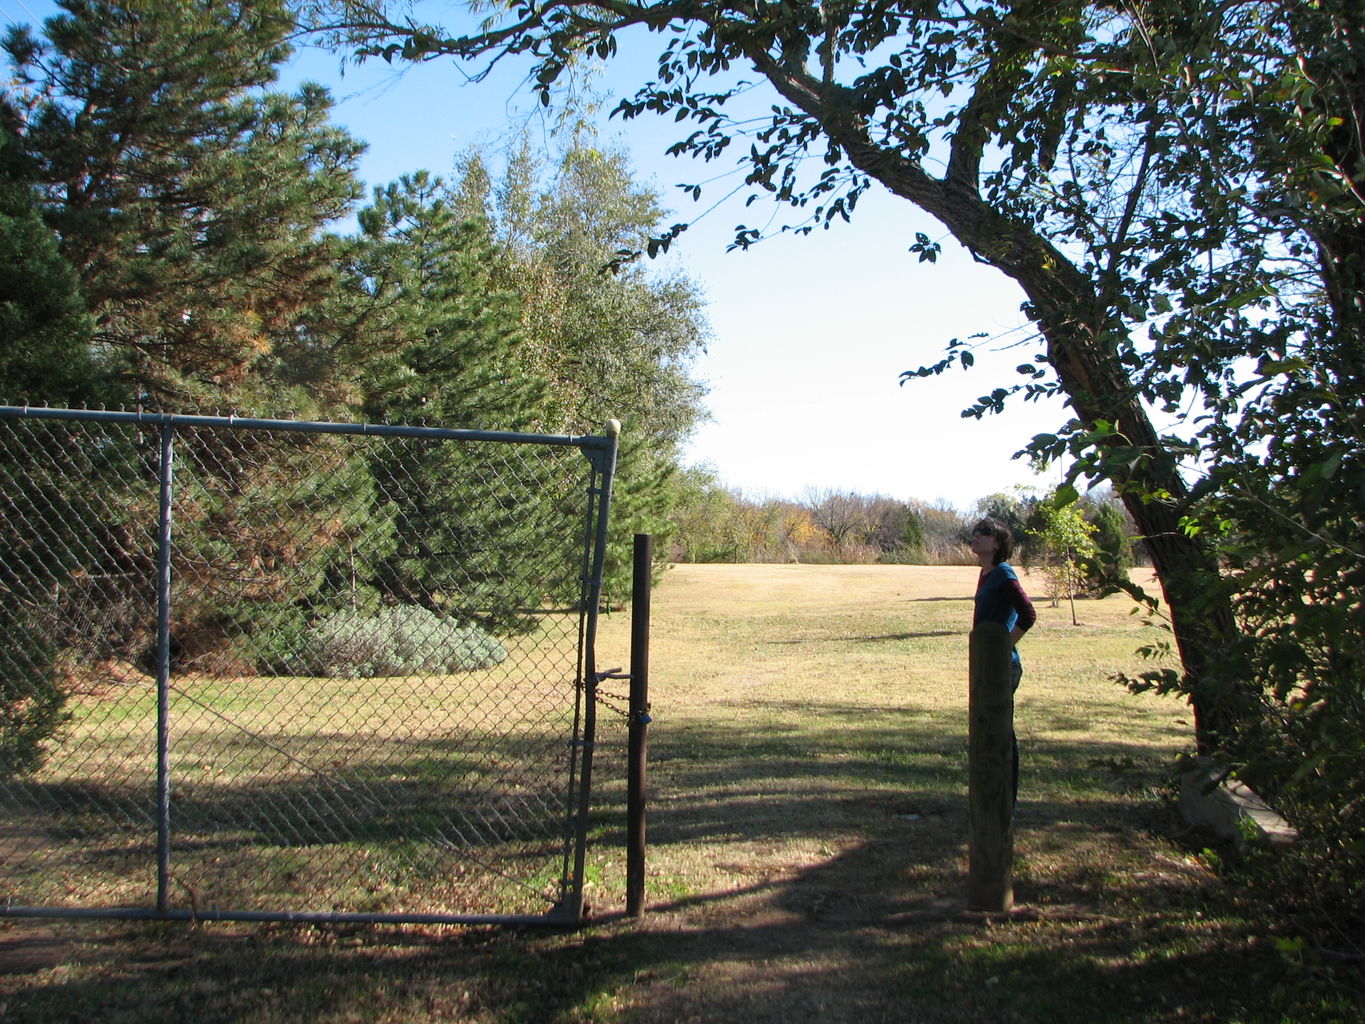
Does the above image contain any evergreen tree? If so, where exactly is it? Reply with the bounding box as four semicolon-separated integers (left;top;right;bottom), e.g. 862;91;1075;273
900;506;927;562
454;137;710;597
1081;492;1136;589
0;122;96;405
974;493;1035;563
355;172;543;431
3;0;364;413
0;0;372;679
346;171;560;629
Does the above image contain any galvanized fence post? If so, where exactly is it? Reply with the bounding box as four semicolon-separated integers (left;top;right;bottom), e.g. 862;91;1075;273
154;422;175;915
565;421;620;921
968;621;1014;913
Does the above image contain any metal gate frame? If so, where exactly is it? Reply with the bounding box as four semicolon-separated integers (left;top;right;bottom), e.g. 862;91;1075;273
0;406;621;927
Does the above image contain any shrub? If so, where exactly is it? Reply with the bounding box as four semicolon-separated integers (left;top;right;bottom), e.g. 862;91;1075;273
265;605;508;678
0;611;69;779
246;605;316;677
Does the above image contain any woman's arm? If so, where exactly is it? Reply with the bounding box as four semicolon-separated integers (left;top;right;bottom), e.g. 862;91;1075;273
1004;574;1036;645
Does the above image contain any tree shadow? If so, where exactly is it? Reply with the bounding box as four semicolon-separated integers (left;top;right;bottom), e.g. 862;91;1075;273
0;789;1305;1024
1;705;1342;1023
765;629;961;645
853;630;960;642
1;728;592;921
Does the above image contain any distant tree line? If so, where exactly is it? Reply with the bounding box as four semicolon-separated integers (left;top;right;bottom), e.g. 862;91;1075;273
666;465;1139;591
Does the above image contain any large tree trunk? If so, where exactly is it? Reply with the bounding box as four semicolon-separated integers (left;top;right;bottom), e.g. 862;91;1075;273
946;208;1244;752
825;133;1245;751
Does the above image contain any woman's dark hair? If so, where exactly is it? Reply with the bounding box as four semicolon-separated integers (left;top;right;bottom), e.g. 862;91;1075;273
971;517;1014;565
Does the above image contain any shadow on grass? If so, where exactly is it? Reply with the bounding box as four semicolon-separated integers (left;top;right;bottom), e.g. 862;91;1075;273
628;702;1177;846
765;630;961;645
1;729;591;922
0;823;1321;1024
853;631;961;642
1;710;1352;1023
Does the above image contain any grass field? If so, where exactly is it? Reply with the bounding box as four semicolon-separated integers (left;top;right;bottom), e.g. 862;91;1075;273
3;613;590;921
0;564;1356;1023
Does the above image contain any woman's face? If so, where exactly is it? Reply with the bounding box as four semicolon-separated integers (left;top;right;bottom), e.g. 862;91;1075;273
969;528;999;561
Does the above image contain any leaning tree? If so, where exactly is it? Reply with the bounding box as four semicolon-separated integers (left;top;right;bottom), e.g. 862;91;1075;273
303;0;1359;759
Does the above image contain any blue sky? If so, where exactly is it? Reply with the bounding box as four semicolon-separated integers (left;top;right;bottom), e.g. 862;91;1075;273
2;1;1070;509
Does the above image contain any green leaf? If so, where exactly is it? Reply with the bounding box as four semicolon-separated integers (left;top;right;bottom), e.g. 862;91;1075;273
1257;356;1309;376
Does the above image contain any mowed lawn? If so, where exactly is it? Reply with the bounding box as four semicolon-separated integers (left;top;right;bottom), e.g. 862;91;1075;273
0;564;1345;1024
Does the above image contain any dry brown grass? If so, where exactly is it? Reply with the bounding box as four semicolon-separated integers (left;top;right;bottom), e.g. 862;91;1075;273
2;564;1346;1024
590;564;1184;879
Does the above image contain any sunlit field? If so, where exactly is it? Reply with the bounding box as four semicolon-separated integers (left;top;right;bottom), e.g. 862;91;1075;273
585;564;1188;914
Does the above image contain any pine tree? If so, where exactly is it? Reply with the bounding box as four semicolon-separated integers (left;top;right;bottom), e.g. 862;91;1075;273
355;171;544;431
455;137;710;599
348;172;559;630
1;0;371;678
3;0;364;413
0;121;95;405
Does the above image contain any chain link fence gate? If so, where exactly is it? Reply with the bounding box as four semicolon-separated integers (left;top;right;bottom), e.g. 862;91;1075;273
0;406;622;926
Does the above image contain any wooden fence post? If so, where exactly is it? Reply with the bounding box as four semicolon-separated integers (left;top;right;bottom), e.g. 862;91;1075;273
968;621;1015;912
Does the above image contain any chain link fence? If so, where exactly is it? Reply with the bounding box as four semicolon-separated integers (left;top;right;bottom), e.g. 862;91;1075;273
0;406;621;925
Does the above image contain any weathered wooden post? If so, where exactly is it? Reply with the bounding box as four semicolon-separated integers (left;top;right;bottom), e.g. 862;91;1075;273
968;621;1014;912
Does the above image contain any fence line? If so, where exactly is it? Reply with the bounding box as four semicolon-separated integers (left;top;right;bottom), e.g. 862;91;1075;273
0;406;620;925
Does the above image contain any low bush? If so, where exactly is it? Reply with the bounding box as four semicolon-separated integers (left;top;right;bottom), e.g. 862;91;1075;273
264;605;507;679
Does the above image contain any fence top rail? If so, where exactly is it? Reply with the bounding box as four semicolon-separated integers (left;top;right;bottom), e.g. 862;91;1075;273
0;405;619;452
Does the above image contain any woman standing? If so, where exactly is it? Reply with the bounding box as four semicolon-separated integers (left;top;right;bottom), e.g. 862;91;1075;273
970;518;1036;803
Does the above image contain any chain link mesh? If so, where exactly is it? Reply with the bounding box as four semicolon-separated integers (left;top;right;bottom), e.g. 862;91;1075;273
0;410;613;922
